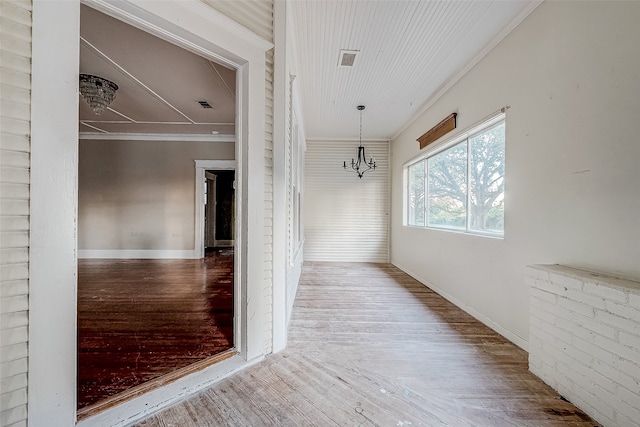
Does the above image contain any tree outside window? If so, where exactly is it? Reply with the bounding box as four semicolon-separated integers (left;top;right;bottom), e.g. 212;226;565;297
406;117;505;236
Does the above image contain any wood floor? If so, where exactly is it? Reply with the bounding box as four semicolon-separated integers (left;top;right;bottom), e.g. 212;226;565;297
77;249;234;410
134;262;599;427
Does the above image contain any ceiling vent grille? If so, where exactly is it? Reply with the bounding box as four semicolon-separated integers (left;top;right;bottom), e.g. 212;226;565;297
197;100;213;108
338;49;359;67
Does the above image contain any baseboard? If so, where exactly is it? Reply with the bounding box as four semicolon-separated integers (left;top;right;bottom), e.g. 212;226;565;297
78;249;198;259
392;261;529;352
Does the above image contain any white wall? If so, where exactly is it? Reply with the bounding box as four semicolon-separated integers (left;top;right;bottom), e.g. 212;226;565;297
78;139;234;254
305;139;389;263
390;1;640;348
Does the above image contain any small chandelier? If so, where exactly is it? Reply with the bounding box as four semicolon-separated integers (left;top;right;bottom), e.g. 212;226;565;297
343;105;376;179
79;74;118;115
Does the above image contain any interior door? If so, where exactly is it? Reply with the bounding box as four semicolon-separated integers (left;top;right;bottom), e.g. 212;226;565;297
204;172;217;249
212;171;235;247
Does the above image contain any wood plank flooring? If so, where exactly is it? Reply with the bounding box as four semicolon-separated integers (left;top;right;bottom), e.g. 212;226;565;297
134;262;599;427
77;249;234;411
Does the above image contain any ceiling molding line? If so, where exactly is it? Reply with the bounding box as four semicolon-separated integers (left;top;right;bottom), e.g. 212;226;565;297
83;0;273;57
107;107;137;123
80;122;109;133
391;0;543;141
82;0;239;69
80;35;198;124
306;137;391;143
206;60;236;102
79;132;235;142
80;119;235;126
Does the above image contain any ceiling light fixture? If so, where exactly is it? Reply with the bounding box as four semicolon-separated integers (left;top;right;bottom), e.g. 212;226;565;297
343;105;376;179
79;74;118;115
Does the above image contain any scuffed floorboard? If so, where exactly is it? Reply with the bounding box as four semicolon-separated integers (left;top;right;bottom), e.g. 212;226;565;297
134;262;599;427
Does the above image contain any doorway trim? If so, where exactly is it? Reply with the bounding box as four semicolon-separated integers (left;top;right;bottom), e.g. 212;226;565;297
194;160;236;259
29;1;272;426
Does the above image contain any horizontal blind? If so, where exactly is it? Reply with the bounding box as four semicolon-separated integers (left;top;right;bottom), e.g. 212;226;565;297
0;1;32;427
305;140;389;263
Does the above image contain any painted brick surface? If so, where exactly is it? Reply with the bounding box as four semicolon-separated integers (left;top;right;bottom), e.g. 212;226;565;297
528;264;640;427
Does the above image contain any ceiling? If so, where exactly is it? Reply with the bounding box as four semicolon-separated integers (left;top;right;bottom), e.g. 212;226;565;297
79;1;539;142
290;0;539;141
79;5;236;138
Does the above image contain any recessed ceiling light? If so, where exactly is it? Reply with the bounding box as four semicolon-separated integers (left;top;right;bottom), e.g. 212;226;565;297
211;131;219;135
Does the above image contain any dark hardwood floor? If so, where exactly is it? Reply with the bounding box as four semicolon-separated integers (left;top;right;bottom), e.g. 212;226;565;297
77;248;234;411
134;262;599;426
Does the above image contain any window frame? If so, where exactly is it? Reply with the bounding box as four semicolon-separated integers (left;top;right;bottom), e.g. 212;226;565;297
404;112;506;238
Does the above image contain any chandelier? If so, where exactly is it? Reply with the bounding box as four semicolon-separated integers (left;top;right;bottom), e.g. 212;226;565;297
79;74;118;115
343;105;376;179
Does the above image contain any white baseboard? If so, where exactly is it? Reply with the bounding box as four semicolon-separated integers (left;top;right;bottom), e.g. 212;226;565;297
391;261;529;352
78;249;198;259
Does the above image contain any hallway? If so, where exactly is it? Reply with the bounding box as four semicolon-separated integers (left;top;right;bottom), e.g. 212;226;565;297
134;262;597;426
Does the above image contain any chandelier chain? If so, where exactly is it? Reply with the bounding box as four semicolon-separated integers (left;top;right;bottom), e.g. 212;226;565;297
343;105;376;179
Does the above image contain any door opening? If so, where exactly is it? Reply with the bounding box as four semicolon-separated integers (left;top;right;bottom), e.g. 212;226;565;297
76;4;238;417
205;170;235;250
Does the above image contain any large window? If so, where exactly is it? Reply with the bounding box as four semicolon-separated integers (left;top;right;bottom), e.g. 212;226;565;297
407;114;505;236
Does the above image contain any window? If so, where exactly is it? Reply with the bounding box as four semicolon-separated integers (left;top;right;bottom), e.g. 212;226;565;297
406;114;505;236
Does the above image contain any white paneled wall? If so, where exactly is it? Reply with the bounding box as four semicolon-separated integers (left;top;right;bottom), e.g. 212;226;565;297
204;0;275;355
202;0;273;43
305;140;389;263
76;2;278;356
264;47;274;354
0;1;31;426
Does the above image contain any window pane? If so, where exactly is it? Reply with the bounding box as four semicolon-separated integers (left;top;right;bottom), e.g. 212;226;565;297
408;161;425;226
428;142;467;230
469;121;505;234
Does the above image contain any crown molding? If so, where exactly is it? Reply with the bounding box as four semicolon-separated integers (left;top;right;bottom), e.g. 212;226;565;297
79;132;235;142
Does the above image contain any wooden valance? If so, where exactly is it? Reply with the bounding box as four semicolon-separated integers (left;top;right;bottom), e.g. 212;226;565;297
417;113;457;150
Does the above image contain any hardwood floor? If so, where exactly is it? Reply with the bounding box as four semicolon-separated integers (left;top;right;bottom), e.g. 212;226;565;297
77;249;234;411
134;262;599;427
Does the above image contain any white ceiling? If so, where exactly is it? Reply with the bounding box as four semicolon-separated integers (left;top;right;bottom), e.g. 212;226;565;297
80;1;539;142
79;5;236;138
290;0;540;141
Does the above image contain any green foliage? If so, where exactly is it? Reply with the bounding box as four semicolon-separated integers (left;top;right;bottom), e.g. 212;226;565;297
408;120;505;234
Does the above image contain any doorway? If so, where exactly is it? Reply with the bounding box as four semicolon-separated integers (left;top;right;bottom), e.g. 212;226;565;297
75;4;239;416
29;2;269;425
205;170;236;250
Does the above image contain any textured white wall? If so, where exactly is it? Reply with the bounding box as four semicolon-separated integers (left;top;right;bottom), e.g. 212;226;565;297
78;139;234;252
390;1;640;347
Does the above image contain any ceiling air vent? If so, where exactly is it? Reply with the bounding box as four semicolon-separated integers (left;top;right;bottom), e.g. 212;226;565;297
338;49;359;67
197;100;213;109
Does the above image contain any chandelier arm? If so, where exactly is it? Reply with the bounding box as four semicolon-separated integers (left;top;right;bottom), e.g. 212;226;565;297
342;105;376;179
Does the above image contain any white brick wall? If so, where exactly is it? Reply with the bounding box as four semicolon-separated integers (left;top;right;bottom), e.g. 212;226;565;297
528;264;640;427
